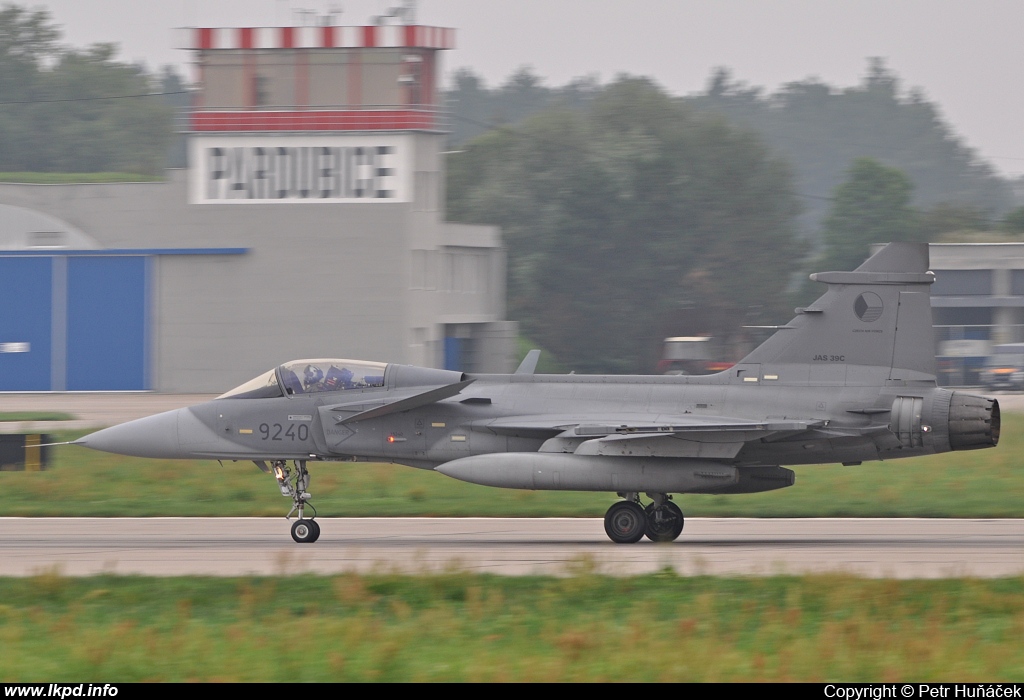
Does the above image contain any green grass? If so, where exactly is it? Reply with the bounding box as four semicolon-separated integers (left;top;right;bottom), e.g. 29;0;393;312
0;172;161;184
2;412;1023;517
0;412;76;422
0;572;1021;681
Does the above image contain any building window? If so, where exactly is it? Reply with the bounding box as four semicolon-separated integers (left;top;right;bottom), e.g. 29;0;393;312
931;269;992;296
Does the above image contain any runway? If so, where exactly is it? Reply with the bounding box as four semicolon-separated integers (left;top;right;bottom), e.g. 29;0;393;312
1;517;1022;578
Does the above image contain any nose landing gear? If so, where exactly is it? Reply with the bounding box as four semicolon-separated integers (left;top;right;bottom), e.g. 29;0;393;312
290;517;320;543
269;459;320;543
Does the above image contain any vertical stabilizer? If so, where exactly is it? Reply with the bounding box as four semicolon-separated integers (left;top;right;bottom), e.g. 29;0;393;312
515;349;541;375
739;242;936;383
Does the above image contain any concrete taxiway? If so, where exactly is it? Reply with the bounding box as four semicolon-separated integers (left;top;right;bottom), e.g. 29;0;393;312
1;517;1021;578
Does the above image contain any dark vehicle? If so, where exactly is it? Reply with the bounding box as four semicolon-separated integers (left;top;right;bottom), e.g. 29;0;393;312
980;344;1024;391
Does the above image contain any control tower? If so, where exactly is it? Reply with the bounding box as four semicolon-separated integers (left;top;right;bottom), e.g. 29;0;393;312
180;20;454;203
0;13;515;392
183;18;452;202
164;16;516;383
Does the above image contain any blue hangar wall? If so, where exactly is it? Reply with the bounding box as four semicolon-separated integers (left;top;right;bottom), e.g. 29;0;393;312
0;248;245;391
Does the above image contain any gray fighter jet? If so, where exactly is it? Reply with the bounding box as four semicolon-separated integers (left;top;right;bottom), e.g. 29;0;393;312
76;242;999;543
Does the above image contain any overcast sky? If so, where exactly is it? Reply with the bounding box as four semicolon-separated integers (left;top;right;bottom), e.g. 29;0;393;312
31;0;1024;177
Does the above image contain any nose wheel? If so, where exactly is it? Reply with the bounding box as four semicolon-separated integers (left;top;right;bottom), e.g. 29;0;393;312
269;459;320;543
291;518;320;543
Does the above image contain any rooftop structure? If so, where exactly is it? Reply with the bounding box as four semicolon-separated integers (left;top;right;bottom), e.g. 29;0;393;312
176;24;453;133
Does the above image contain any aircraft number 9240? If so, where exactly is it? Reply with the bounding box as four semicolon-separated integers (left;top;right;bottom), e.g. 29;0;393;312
259;423;309;441
813;355;845;362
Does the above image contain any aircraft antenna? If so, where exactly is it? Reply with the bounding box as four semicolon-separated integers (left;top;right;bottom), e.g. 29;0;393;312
375;0;416;25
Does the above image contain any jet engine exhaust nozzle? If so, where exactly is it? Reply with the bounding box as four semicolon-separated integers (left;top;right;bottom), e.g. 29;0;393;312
948;392;1000;451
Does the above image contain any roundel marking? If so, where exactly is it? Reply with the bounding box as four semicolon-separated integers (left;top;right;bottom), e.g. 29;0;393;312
854;292;884;322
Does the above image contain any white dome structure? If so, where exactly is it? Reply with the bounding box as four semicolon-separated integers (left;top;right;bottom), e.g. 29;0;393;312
0;203;99;250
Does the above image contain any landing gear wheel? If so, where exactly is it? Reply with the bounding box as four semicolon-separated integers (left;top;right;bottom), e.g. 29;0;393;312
644;501;684;542
291;519;318;544
604;501;647;544
272;459;321;543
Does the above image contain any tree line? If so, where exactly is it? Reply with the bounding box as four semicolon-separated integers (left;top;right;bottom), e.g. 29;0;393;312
446;60;1016;235
0;5;178;175
447;78;800;373
446;73;1024;372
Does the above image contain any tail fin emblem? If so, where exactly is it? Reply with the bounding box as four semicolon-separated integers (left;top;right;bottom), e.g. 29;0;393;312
854;292;884;322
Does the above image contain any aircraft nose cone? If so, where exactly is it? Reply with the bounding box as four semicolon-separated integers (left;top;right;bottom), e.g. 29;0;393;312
76;409;183;459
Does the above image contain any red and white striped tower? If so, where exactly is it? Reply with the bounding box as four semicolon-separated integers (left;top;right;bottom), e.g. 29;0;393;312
178;24;454;132
176;20;455;203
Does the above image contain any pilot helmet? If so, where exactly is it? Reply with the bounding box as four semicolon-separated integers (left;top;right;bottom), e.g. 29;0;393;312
304;364;324;384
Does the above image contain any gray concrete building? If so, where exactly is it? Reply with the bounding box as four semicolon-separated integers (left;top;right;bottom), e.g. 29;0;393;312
0;21;516;393
929;242;1024;385
865;241;1024;385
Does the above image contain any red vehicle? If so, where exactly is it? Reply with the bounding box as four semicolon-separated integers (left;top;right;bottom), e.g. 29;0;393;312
656;336;735;375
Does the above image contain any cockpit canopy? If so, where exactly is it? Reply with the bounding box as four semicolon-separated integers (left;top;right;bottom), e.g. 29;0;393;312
219;359;388;399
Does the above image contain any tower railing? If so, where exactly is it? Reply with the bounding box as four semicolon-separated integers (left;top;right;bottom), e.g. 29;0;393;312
179;104;449;133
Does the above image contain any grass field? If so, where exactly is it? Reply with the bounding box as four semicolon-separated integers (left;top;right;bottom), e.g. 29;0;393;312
0;172;161;184
0;572;1021;681
0;412;76;422
1;412;1021;518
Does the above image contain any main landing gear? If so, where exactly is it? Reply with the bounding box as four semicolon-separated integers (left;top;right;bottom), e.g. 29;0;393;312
603;493;684;544
270;459;320;543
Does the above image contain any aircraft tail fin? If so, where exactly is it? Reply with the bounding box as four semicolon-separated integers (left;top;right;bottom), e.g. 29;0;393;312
515;349;541;375
737;242;936;383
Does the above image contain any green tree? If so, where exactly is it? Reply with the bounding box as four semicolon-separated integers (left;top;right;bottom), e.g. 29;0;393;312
1002;206;1024;235
918;202;989;239
0;4;59;168
448;77;799;373
0;3;174;175
39;44;172;174
688;60;1011;234
446;67;600;149
446;60;1013;236
0;4;58;84
818;158;919;273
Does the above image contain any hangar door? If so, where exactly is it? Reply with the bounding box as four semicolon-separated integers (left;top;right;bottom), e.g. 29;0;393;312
0;257;52;390
66;257;148;390
0;255;149;391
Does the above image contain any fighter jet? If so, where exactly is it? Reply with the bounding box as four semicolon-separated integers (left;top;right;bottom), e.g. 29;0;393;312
75;242;999;543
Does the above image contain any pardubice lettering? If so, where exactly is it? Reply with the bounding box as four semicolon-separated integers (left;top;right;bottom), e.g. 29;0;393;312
205;145;397;201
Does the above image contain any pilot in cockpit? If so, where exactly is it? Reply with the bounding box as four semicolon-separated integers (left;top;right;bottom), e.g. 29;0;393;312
303;364;325;392
324;365;355;390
